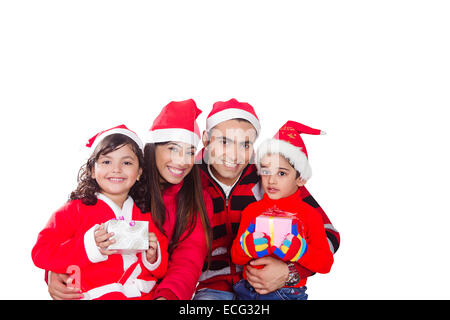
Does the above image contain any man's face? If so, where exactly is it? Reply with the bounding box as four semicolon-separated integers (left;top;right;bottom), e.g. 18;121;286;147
203;119;257;185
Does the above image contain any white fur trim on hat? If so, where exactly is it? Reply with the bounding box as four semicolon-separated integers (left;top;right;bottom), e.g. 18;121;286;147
206;108;261;136
256;138;312;181
91;128;144;151
147;128;200;148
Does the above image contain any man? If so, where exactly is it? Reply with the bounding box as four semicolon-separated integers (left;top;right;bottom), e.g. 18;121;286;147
193;98;340;299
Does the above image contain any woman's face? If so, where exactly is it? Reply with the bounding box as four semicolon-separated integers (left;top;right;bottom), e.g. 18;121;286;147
155;141;196;185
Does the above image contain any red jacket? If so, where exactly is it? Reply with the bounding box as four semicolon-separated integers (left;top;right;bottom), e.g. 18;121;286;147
152;180;214;300
32;195;168;300
196;148;340;292
231;189;334;287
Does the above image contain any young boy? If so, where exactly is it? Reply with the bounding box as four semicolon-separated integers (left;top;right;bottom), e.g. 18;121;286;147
230;121;334;300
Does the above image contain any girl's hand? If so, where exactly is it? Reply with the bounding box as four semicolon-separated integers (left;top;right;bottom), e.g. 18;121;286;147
146;232;158;263
94;223;117;255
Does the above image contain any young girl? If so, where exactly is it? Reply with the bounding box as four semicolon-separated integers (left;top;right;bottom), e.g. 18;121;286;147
45;101;213;300
32;125;168;300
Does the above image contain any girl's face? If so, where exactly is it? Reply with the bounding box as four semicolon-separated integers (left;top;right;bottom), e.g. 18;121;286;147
92;144;142;207
155;141;195;185
260;153;305;200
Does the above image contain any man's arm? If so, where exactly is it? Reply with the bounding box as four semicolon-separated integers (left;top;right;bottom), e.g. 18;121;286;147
300;186;340;254
245;257;289;295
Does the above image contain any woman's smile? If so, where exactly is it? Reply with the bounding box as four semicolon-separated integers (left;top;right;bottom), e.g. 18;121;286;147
155;142;195;184
167;166;186;177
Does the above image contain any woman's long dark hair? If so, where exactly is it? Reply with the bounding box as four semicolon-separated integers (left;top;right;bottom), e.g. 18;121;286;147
69;134;147;212
144;143;212;256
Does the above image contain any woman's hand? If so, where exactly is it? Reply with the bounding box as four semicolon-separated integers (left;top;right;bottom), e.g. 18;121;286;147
146;232;158;263
94;223;117;255
48;271;83;300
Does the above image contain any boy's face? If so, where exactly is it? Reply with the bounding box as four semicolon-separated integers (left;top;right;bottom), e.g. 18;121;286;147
202;119;257;186
260;153;305;200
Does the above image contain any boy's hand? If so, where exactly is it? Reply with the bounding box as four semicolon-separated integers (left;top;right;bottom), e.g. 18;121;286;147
94;223;117;255
271;222;307;261
146;232;158;263
240;220;271;258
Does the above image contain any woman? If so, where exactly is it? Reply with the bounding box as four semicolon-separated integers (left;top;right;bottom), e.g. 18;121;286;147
46;99;212;300
145;99;212;299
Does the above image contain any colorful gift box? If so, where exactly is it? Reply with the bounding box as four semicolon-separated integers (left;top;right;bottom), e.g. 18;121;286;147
255;208;295;248
106;218;149;253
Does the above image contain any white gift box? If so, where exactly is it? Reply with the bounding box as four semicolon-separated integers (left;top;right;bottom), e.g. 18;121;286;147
105;219;149;253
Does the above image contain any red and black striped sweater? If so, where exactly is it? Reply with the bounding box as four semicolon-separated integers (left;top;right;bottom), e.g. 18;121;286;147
196;149;340;293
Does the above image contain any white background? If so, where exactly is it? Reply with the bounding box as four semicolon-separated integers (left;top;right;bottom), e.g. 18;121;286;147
1;1;449;299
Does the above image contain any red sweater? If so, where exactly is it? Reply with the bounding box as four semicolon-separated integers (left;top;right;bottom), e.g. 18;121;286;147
196;147;340;292
231;189;334;287
32;195;168;300
196;161;258;292
152;180;214;300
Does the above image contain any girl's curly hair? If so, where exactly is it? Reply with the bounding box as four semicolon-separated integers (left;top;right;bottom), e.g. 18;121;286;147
69;134;147;212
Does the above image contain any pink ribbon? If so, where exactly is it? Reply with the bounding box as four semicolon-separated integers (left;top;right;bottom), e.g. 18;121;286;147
261;207;296;218
111;216;135;226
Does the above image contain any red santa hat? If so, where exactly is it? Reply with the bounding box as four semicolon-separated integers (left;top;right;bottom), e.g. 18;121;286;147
86;124;144;151
147;99;202;147
206;98;261;136
256;121;325;181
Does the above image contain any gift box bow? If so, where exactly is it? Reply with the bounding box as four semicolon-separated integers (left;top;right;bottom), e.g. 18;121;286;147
259;207;296;218
111;216;137;227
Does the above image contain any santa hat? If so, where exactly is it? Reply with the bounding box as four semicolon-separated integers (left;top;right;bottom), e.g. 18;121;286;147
256;121;325;181
86;124;144;151
206;98;261;136
147;99;202;147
